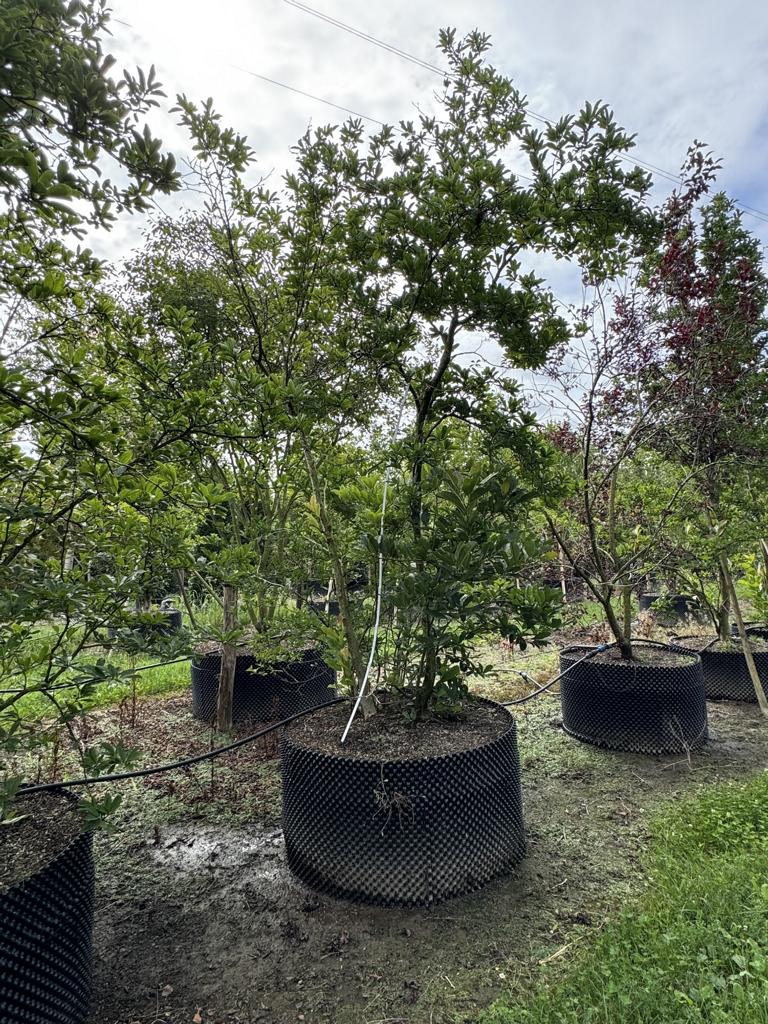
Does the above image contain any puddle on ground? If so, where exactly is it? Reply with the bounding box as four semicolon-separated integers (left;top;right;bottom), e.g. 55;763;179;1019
149;822;287;884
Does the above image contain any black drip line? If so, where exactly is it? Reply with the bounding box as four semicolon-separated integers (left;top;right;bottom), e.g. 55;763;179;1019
16;642;623;796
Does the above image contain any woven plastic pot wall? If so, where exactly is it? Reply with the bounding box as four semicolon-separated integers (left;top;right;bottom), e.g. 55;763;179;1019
730;622;768;642
670;635;768;702
1;820;94;1023
191;648;335;723
280;699;525;908
559;645;708;755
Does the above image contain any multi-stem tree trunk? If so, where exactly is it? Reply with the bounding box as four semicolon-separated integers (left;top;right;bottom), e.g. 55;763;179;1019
216;584;238;732
547;517;633;659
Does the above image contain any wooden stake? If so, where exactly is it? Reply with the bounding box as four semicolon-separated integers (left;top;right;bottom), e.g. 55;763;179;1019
216;584;238;733
719;554;768;717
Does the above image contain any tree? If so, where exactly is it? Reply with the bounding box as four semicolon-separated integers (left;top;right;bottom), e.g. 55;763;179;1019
539;280;701;660
0;0;179;304
644;166;768;645
274;28;658;714
0;1;186;820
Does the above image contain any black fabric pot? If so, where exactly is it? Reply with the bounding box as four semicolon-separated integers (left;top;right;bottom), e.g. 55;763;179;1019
0;803;94;1023
190;648;335;723
638;593;698;618
670;635;768;702
559;645;708;755
280;699;526;907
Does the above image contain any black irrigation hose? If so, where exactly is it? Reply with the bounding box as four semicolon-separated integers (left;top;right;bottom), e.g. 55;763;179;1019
17;697;348;798
501;643;610;706
13;641;645;794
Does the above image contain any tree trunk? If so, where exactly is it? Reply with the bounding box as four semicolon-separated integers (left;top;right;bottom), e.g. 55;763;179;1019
622;585;633;644
603;592;632;659
719;553;768;717
216;584;238;732
175;568;198;628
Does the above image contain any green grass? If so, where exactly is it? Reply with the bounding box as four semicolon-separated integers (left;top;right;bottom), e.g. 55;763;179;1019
10;655;190;722
482;772;768;1024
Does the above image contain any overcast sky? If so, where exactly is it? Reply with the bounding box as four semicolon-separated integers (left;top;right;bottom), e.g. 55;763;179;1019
97;0;768;255
90;0;768;403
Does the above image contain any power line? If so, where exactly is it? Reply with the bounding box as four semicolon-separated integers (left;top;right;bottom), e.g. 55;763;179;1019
281;0;768;228
232;64;385;126
283;0;444;76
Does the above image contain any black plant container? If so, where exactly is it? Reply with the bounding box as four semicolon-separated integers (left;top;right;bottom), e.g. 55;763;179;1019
559;645;708;755
107;607;182;639
730;622;768;642
307;598;340;617
190;648;335;723
0;803;94;1023
638;593;698;618
280;699;526;907
671;634;768;702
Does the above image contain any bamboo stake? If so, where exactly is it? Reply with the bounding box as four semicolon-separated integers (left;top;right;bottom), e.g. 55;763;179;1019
719;554;768;717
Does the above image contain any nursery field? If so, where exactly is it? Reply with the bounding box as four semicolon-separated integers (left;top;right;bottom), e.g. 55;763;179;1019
5;7;768;1024
8;638;766;1024
83;685;767;1024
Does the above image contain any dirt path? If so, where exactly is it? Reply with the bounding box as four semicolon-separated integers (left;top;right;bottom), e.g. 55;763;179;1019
87;695;768;1024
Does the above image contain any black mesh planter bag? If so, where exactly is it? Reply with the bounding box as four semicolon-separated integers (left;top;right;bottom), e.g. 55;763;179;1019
559;643;708;755
730;622;768;642
191;647;335;723
280;698;525;907
670;635;768;702
0;797;94;1023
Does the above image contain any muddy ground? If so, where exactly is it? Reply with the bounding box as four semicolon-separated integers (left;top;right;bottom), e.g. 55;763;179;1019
84;688;768;1024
